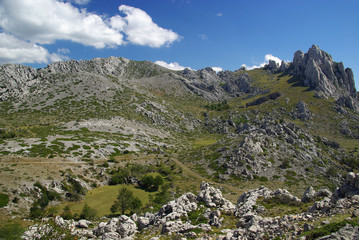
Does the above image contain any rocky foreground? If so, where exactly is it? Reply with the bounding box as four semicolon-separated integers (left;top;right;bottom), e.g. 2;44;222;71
22;172;359;240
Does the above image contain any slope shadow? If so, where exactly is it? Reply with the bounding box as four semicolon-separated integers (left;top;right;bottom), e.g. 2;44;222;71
287;75;313;92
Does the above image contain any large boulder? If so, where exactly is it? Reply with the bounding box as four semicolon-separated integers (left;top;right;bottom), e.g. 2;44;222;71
197;182;235;212
157;192;198;221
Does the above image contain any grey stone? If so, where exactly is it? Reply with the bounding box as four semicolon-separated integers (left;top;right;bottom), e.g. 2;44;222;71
291;45;357;101
76;219;90;228
317;223;359;240
302;186;316;203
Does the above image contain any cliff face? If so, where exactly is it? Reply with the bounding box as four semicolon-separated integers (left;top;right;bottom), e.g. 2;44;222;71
292;45;357;99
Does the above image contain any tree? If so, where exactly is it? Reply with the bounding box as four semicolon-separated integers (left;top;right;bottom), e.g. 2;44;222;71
140;175;164;191
80;204;97;220
111;187;142;215
61;205;73;220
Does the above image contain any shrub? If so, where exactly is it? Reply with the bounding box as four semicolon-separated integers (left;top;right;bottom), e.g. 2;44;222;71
80;204;97;220
259;176;268;182
140;175;163;191
61;205;73;220
280;159;291;169
0;193;9;208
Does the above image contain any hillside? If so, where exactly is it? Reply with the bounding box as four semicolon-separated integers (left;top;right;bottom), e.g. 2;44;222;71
0;45;359;239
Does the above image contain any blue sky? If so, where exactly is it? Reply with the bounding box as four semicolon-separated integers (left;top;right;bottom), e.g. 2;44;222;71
0;0;358;88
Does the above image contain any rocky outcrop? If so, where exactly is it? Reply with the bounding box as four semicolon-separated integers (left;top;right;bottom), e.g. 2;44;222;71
336;95;358;111
0;64;38;101
22;175;359;239
93;215;137;238
157;192;198;222
197;182;236;212
291;101;313;121
292;45;357;100
318;224;359;240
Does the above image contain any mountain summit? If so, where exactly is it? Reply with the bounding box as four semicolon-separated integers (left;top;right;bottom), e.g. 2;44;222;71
292;45;357;99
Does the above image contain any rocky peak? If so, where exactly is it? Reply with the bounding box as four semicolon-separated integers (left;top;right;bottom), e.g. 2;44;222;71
0;64;38;101
292;45;357;101
44;56;130;76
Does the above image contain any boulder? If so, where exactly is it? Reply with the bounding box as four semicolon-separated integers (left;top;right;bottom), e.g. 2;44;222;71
76;219;90;229
117;215;137;238
197;182;235;212
292;101;313;121
158;192;198;220
302;186;316;203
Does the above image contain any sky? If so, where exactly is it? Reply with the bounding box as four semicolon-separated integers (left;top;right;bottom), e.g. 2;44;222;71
0;0;358;88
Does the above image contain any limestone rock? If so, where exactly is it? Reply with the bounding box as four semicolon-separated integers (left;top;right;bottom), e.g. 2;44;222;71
158;192;198;220
197;182;235;212
266;60;279;71
76;219;91;228
292;101;313;121
317;224;359;240
292;45;357;100
302;186;316;203
279;60;289;72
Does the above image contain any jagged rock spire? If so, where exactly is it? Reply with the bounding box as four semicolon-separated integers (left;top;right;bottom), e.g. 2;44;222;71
292;44;357;99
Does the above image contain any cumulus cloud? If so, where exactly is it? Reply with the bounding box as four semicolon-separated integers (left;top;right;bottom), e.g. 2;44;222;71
155;61;190;71
119;5;180;48
242;54;283;70
211;67;223;73
0;0;180;64
216;13;223;17
0;0;125;48
0;33;68;64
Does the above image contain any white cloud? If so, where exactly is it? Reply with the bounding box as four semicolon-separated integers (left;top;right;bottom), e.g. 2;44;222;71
265;54;281;65
155;61;190;71
242;54;282;70
199;34;208;40
216;13;223;17
72;0;90;5
119;5;180;48
211;67;223;73
0;33;58;64
0;0;124;48
0;1;180;49
57;48;70;54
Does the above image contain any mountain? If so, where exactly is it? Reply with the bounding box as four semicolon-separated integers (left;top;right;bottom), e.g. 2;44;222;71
0;45;358;239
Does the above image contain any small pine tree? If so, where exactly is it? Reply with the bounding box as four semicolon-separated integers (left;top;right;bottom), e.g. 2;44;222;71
61;205;73;220
111;187;142;215
80;204;97;220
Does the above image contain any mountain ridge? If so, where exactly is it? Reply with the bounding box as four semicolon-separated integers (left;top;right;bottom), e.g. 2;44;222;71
0;45;359;239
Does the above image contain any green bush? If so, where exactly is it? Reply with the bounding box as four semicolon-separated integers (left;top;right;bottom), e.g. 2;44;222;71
0;193;9;208
80;204;97;220
61;205;73;220
140;175;163;191
259;176;268;182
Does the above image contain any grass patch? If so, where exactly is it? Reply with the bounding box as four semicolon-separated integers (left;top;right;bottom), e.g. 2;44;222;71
57;184;156;217
302;219;359;240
